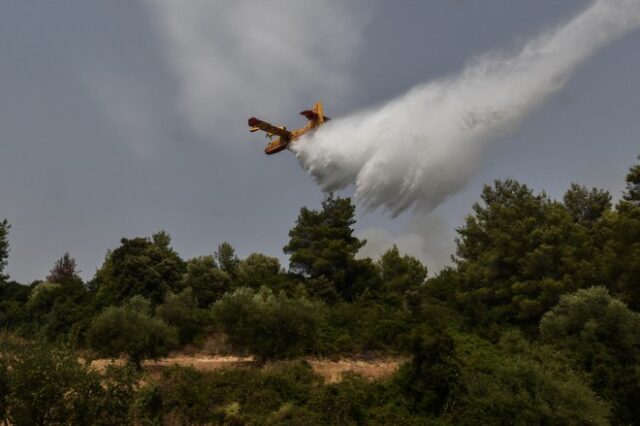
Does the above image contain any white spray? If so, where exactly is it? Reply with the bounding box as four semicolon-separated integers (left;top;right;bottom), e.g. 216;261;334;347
293;0;640;216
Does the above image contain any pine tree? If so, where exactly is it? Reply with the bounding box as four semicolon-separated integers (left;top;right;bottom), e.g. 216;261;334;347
284;194;374;300
47;252;81;284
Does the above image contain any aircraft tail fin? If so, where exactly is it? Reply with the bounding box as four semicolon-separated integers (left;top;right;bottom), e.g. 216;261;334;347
313;102;324;124
299;102;329;124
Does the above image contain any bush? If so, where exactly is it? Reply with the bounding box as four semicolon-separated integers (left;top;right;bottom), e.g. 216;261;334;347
93;231;186;306
313;373;380;425
87;297;178;368
181;255;231;308
540;286;640;367
1;342;137;426
450;331;610;425
236;253;283;290
540;286;640;424
211;288;323;361
318;300;424;354
155;288;207;345
133;362;322;425
393;328;458;417
134;367;218;425
0;356;8;424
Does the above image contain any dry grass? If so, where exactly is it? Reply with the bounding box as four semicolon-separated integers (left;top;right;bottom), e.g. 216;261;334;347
306;356;404;383
90;353;406;383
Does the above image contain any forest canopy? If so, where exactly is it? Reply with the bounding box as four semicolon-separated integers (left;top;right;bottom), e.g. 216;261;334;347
1;157;640;424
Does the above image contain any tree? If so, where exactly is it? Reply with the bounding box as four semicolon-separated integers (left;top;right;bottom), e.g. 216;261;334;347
540;287;640;364
23;280;91;343
450;332;610;425
393;327;458;416
540;286;640;424
452;180;601;330
283;194;373;300
155;288;205;345
597;158;640;309
87;297;178;368
94;231;186;306
2;342;137;426
46;252;82;285
0;219;10;283
215;242;239;277
0;282;30;332
182;255;231;308
211;288;323;361
377;246;427;306
236;253;283;290
20;253;92;342
562;183;611;225
623;155;640;204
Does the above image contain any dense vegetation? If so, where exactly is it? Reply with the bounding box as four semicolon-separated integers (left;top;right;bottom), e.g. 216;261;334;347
1;158;640;424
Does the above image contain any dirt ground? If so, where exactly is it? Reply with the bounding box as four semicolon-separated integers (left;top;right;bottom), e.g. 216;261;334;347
91;354;405;383
305;357;404;383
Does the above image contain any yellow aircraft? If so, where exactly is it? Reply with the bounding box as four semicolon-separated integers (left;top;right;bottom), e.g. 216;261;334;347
248;101;330;155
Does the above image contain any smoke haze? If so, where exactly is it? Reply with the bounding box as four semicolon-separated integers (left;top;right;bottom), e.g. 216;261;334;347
294;0;640;216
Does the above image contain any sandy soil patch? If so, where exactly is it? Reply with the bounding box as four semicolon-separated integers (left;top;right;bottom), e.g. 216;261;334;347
91;354;405;382
306;357;404;383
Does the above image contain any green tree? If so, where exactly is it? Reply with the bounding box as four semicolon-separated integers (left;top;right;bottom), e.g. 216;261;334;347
597;158;640;309
182;255;231;308
562;183;611;225
27;283;90;343
377;246;427;307
393;327;458;417
283;194;374;300
18;253;92;342
155;288;205;345
211;288;323;361
87;297;178;368
0;219;10;283
623;154;640;204
94;231;186;306
0;281;30;331
540;286;640;424
453;180;600;330
451;332;610;425
236;253;283;290
2;342;137;426
19;253;91;342
215;242;239;277
23;282;61;332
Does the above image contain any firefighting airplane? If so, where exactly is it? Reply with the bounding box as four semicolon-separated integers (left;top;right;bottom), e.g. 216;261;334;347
248;102;330;155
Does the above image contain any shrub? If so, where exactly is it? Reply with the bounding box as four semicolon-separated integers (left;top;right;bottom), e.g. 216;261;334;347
393;328;458;417
134;367;218;425
236;253;283;290
313;373;378;425
181;255;231;308
211;288;323;361
133;362;322;425
87;297;178;368
2;342;137;426
155;288;207;345
450;331;610;425
0;356;8;424
540;286;640;424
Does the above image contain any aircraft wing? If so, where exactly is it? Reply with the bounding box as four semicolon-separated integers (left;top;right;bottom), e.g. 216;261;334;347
248;117;291;139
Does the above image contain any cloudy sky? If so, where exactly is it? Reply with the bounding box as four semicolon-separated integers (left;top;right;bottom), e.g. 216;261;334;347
1;0;639;283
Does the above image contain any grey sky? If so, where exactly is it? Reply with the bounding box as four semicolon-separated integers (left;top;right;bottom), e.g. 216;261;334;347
1;1;639;283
